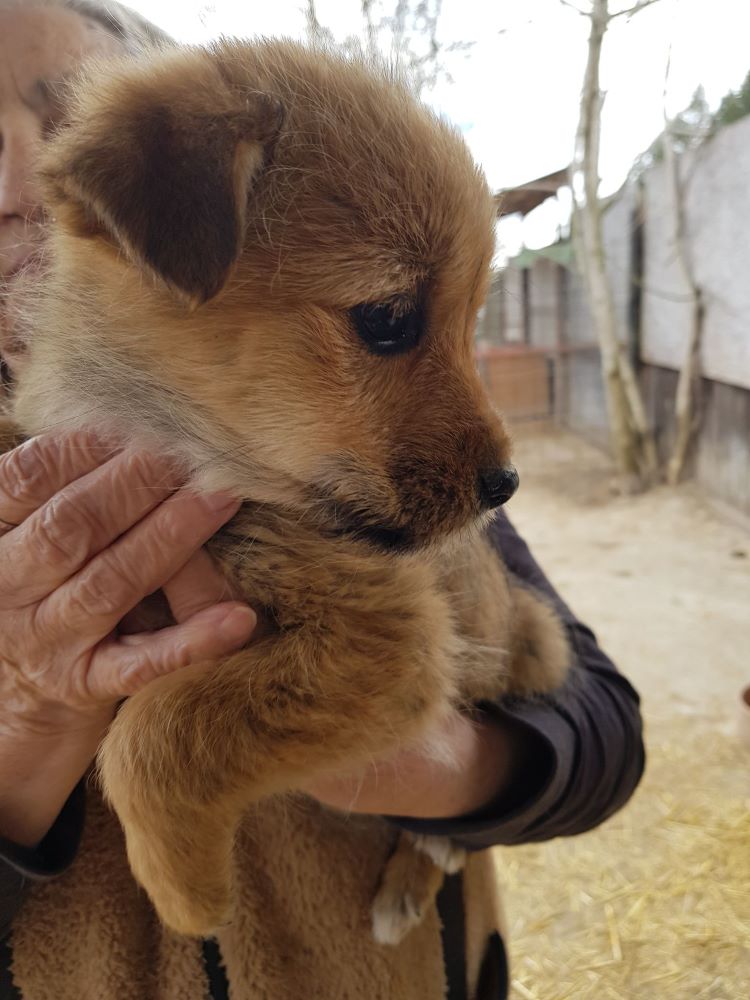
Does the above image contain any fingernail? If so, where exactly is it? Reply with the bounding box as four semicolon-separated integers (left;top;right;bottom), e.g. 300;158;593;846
202;492;241;514
217;605;257;641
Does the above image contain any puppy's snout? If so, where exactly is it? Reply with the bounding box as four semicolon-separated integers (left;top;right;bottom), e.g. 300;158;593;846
477;466;519;510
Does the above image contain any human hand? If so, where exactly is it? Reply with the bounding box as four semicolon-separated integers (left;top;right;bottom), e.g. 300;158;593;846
306;709;524;820
0;431;256;845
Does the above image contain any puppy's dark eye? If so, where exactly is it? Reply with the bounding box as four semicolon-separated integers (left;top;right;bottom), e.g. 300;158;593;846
350;302;422;357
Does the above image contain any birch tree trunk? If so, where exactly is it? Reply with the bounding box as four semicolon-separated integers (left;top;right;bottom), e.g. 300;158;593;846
571;0;658;485
663;111;705;485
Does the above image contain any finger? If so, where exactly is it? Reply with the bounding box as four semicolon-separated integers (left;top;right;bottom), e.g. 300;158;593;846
87;602;256;700
0;431;115;527
0;448;181;606
162;547;237;624
37;490;241;642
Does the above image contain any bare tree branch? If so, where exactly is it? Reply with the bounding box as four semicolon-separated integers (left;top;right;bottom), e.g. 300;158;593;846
558;0;590;15
571;0;658;484
609;0;662;21
379;0;468;95
498;17;534;33
361;0;379;59
662;45;706;485
304;0;332;44
561;0;662;20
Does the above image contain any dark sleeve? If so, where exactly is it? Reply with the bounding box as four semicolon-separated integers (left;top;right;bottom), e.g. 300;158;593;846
0;781;85;939
394;510;645;849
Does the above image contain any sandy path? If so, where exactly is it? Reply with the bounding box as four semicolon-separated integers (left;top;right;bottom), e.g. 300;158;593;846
495;427;750;1000
506;426;749;726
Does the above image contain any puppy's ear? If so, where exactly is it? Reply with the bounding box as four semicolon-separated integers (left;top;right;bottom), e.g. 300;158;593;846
42;65;283;306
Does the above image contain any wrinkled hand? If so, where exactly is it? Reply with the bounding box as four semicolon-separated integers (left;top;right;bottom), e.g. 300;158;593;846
0;431;255;727
306;709;523;820
0;431;256;845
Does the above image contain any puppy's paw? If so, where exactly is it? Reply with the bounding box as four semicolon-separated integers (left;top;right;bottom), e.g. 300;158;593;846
411;834;466;875
507;586;571;694
371;884;426;946
371;832;460;946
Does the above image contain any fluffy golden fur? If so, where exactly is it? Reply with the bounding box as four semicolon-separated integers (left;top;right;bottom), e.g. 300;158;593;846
8;39;569;940
11;791;504;1000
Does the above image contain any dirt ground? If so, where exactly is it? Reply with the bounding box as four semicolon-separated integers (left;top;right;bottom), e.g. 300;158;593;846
493;426;750;1000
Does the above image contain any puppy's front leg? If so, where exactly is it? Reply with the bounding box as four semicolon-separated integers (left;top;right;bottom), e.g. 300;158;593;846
98;573;458;937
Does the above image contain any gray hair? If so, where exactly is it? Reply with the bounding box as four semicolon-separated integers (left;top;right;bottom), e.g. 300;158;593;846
0;0;173;51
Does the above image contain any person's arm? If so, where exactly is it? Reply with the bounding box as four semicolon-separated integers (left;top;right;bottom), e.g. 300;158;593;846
0;782;85;939
0;432;257;937
309;510;644;844
392;510;645;848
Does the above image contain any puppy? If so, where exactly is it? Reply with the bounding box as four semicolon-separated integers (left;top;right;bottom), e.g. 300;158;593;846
9;40;570;940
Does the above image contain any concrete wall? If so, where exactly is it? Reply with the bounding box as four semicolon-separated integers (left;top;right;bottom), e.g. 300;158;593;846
478;272;504;346
477;122;750;513
563;262;594;347
505;267;527;343
642;116;750;391
527;258;559;350
641;364;750;515
555;194;637;443
559;348;610;448
602;185;637;343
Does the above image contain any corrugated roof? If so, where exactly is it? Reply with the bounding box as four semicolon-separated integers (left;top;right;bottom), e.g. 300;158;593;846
510;240;574;270
494;167;570;218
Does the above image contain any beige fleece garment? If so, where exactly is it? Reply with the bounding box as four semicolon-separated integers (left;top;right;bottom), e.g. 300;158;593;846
11;791;503;1000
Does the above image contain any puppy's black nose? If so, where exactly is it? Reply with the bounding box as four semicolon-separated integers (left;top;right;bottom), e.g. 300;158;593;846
478;466;519;510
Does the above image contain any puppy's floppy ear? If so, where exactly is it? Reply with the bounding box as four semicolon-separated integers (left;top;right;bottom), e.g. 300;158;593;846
42;57;283;306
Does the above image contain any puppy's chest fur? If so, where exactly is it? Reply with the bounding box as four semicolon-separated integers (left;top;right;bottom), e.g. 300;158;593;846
136;501;568;705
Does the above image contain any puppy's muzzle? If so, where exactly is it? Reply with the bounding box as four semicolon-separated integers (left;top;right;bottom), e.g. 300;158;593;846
477;466;519;510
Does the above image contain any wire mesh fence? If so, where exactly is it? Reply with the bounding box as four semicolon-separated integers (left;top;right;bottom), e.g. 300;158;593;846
476;343;603;428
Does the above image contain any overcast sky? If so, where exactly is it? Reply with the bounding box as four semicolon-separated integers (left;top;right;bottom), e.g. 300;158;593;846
128;0;750;251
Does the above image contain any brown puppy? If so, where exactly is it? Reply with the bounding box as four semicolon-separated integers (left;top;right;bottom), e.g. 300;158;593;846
9;40;570;940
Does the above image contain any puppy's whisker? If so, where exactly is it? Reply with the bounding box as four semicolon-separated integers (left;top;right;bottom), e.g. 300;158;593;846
35;402;112;434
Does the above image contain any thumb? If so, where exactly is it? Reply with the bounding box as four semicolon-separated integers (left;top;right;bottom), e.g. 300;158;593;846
88;602;256;699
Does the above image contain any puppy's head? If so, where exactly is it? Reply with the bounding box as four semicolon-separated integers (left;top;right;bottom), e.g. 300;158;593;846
16;40;515;550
